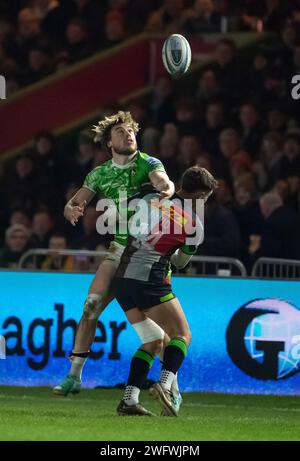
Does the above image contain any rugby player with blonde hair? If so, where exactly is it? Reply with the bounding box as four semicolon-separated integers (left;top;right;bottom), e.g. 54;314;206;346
53;111;180;402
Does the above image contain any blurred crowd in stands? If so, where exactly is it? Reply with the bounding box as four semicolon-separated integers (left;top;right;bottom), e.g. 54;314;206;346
1;0;300;273
2;0;300;93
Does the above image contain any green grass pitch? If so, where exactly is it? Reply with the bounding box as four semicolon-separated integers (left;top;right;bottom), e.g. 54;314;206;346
0;386;299;441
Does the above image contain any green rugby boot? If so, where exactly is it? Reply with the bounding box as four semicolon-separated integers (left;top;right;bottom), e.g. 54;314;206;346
53;374;81;396
161;391;183;416
149;382;178;417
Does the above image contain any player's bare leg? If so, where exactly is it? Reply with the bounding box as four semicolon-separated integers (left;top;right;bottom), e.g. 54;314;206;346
117;308;163;416
145;298;191;416
53;245;122;396
73;261;117;352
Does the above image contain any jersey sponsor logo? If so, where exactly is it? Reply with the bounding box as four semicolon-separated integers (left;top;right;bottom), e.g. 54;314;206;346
150;201;187;227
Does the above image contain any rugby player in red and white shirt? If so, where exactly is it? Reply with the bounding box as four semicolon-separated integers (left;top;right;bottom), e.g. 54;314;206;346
114;166;218;416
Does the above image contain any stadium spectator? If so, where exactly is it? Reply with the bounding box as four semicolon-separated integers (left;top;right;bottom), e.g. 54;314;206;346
216;128;247;180
0;224;31;269
31;210;54;248
64;18;94;63
124;0;156;35
214;177;235;209
229;152;253;182
175;97;199;135
102;10;126;49
158;130;181;183
256;191;300;259
196;193;241;258
12;8;44;65
33;0;74;43
67;129;96;185
266;107;288;133
241;0;289;32
32;130;57;170
200;100;225;156
232;175;263;264
212;38;245;105
252;131;284;190
239;103;265;158
41;232;75;271
177;135;203;176
279;133;300;179
182;0;221;34
148;77;176;127
277;22;299;68
246;51;273;105
7;153;41;213
9;209;32;230
72;0;106;43
21;45;53;85
195;69;221;110
145;0;186;33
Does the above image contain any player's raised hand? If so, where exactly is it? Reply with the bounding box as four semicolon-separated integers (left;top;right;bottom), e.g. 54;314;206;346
159;181;175;199
69;200;87;226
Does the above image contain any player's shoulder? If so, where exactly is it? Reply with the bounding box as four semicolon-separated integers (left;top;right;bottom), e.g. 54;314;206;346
137;151;164;169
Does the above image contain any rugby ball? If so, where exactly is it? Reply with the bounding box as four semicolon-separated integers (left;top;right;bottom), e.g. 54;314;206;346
162;34;191;78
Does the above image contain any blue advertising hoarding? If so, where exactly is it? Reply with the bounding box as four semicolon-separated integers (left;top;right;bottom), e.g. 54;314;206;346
0;270;300;394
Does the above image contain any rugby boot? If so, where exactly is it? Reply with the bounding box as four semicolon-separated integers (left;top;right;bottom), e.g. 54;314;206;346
117;400;155;416
53;374;81;396
149;382;178;417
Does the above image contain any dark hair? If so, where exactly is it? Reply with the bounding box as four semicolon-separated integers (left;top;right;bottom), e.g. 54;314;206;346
50;231;67;241
181;166;218;194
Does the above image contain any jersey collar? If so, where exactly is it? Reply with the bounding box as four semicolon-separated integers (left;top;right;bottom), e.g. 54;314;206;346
111;151;138;169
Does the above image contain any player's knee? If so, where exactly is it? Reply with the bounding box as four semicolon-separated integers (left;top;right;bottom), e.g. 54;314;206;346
152;338;163;354
142;339;163;355
170;330;192;347
185;330;192;346
83;294;103;320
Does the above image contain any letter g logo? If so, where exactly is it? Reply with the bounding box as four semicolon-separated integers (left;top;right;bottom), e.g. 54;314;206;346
226;299;300;380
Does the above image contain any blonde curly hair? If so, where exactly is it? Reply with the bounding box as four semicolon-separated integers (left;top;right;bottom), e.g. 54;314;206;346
92;111;139;147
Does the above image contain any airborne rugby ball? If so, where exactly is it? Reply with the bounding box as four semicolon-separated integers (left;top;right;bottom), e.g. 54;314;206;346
162;34;191;78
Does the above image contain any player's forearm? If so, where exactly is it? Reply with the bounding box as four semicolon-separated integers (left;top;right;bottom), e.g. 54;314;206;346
155;178;175;195
170;250;192;269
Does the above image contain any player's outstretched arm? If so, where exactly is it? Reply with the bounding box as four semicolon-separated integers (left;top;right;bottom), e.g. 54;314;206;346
64;187;95;226
149;170;175;199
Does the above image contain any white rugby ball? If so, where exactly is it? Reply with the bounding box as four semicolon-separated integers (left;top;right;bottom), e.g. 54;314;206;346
162;34;191;78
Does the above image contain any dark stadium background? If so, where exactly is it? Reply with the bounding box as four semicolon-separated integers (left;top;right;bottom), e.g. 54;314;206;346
1;0;300;444
1;0;300;274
